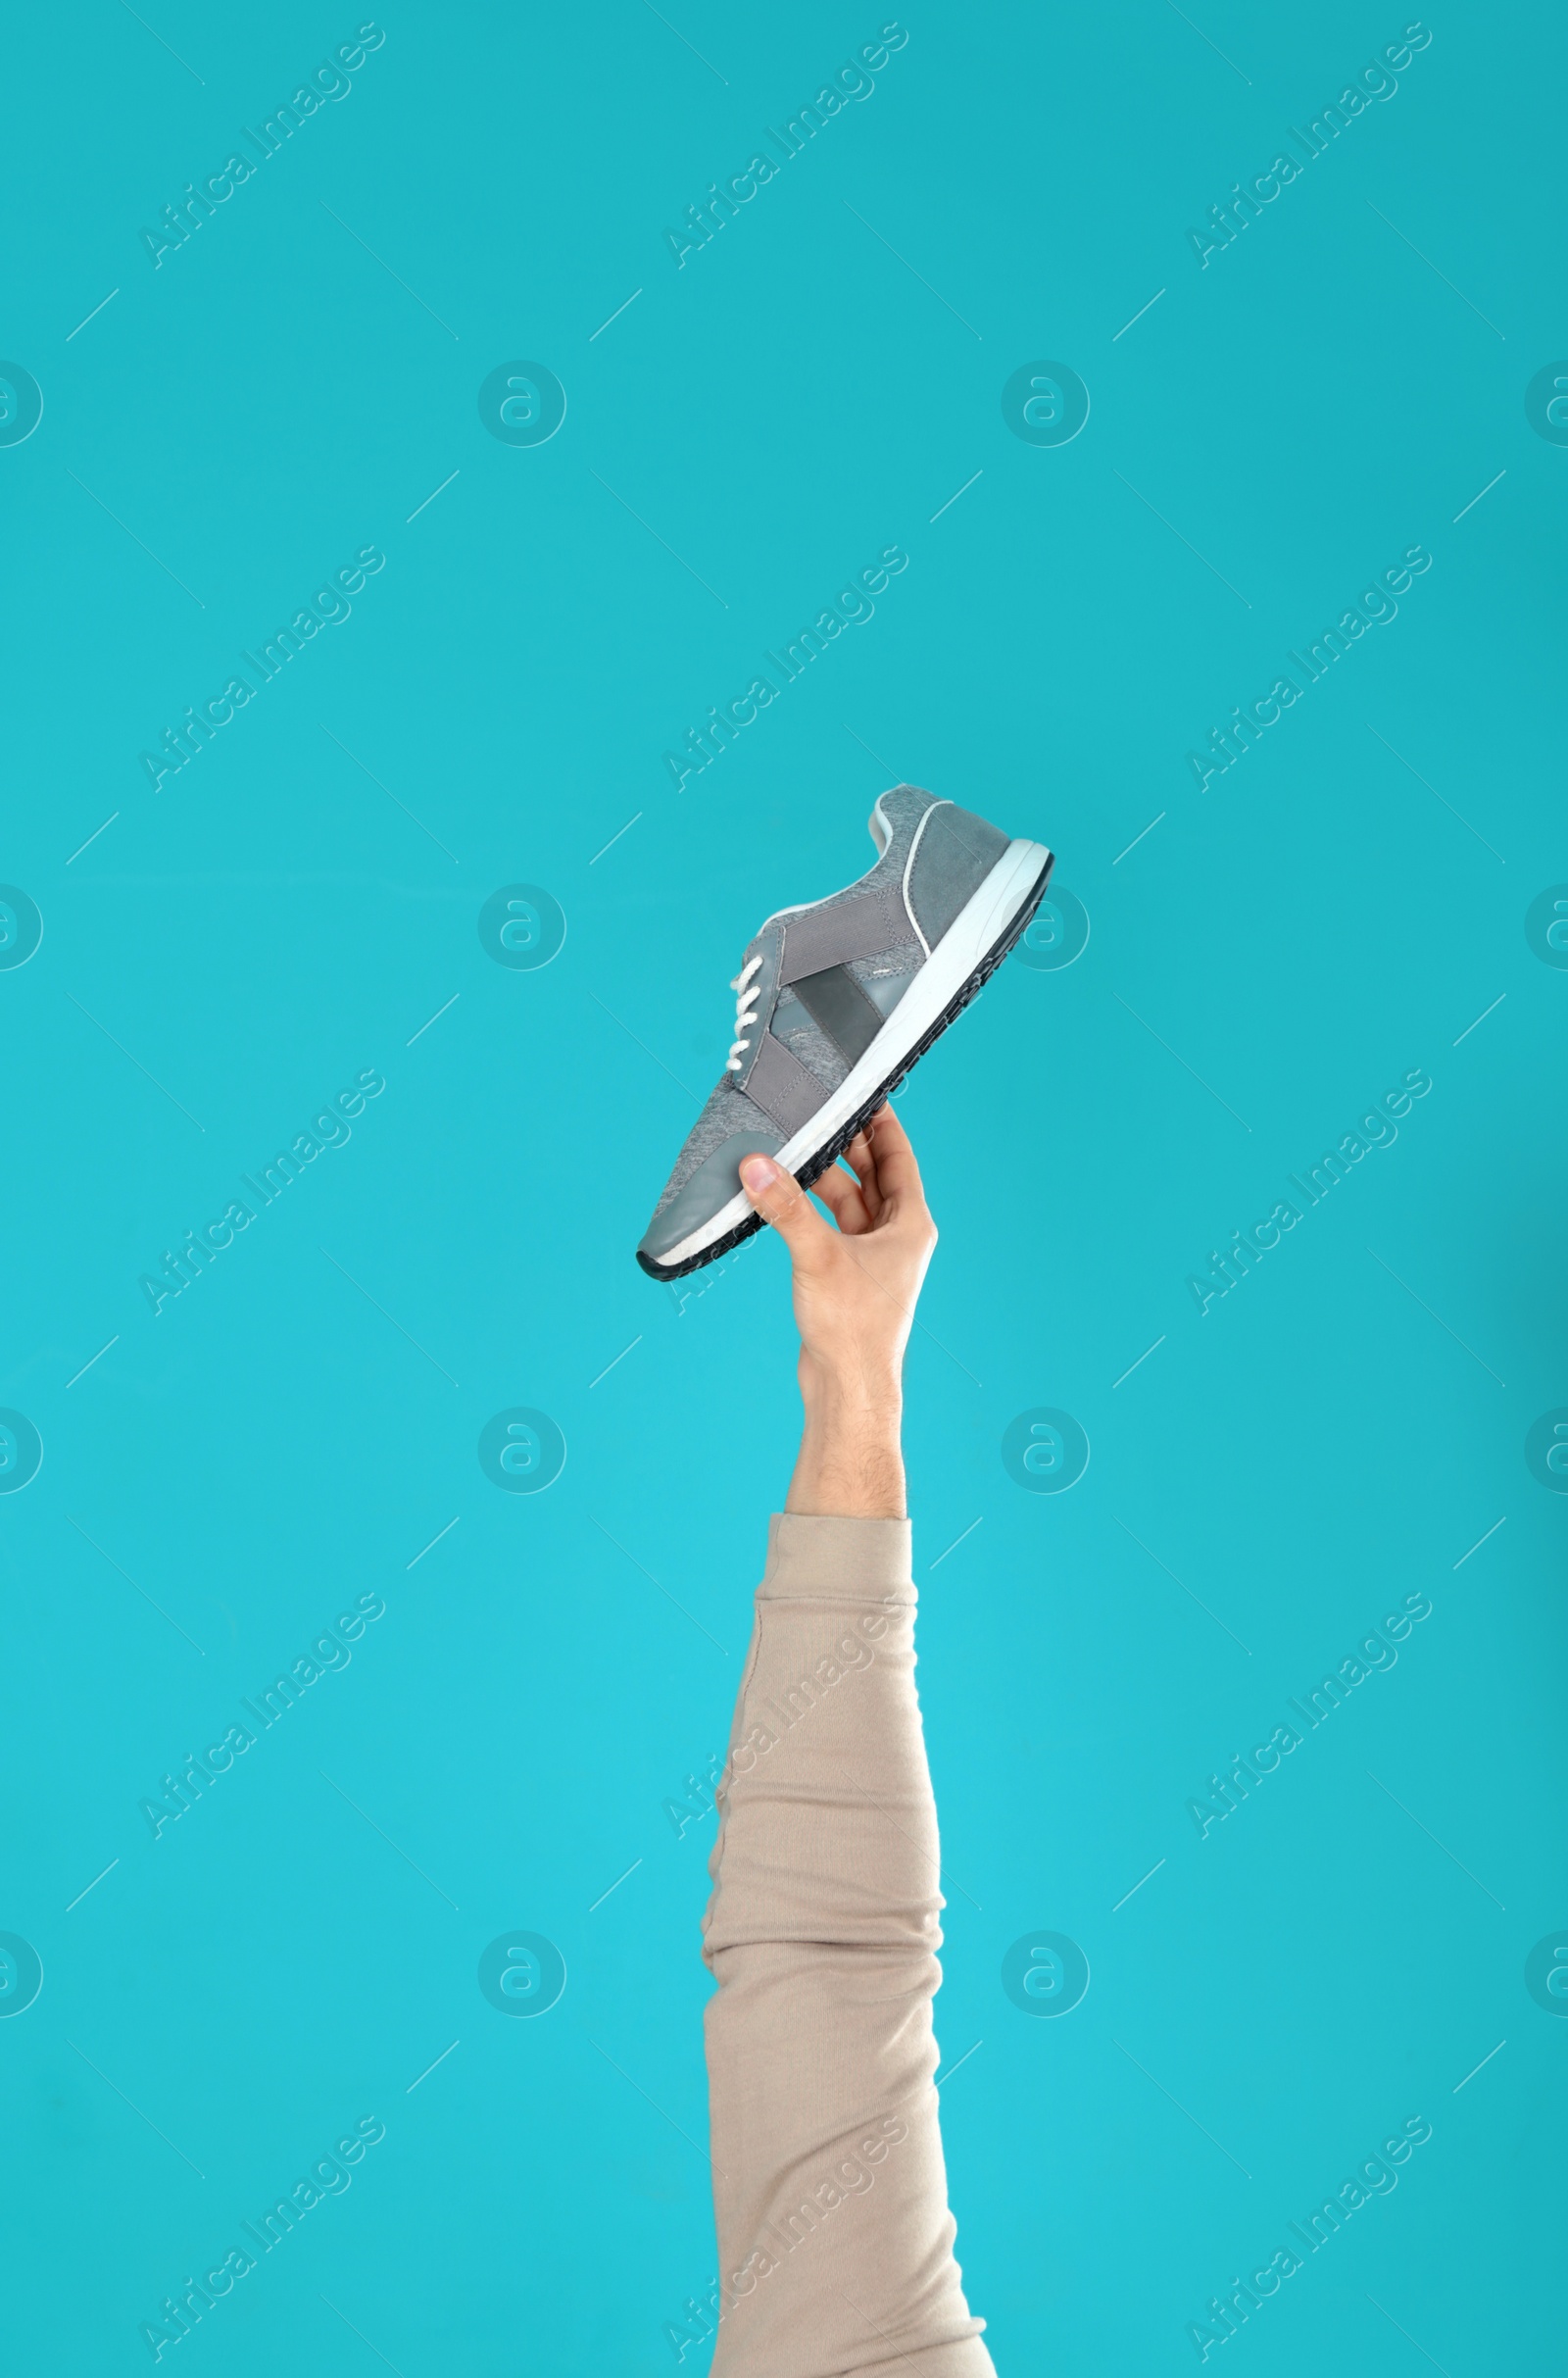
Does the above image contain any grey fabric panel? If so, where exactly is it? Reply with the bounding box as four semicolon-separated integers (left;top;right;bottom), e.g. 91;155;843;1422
637;1124;782;1260
789;964;885;1064
779;879;909;983
746;1030;830;1134
906;802;1009;944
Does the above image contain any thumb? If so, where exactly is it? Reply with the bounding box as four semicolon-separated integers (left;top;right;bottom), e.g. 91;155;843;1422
740;1154;832;1260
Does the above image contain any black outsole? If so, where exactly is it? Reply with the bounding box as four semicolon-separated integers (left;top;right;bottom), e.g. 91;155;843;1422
637;851;1055;1281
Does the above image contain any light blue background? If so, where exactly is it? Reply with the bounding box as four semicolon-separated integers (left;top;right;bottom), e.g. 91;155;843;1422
2;3;1562;2370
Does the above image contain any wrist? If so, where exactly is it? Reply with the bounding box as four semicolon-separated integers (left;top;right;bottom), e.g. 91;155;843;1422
799;1352;904;1422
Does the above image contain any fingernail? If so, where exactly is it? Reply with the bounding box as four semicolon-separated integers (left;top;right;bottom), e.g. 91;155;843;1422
740;1156;777;1193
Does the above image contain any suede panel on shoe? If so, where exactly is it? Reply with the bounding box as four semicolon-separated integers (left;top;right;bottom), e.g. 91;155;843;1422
906;803;1009;944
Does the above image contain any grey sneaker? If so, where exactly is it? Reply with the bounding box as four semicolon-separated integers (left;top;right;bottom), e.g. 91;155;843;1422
636;785;1053;1278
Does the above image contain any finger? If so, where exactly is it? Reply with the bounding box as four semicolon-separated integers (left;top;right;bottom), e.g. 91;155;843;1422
839;1126;884;1223
809;1162;873;1235
739;1154;836;1265
862;1103;929;1218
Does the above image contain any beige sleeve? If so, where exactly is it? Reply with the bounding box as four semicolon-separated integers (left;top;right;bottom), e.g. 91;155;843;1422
701;1512;997;2378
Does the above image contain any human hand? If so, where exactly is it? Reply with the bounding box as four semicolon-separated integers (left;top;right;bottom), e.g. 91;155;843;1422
739;1105;937;1517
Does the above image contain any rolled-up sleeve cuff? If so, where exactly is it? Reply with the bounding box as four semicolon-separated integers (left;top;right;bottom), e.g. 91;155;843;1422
759;1511;915;1604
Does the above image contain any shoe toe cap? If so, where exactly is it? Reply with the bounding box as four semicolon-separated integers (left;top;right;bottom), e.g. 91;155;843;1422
637;1126;783;1269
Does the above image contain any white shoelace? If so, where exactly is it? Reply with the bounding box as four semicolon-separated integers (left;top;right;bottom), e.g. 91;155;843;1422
725;953;763;1070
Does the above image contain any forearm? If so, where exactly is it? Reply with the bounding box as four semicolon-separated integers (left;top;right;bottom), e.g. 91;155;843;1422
785;1364;906;1520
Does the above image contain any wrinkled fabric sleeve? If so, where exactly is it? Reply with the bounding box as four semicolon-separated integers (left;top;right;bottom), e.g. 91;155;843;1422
701;1512;996;2378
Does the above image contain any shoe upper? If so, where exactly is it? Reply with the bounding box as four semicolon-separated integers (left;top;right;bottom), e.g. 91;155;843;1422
637;786;1009;1268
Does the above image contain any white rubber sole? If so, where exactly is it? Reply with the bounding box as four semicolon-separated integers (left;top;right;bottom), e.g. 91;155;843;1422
653;836;1053;1272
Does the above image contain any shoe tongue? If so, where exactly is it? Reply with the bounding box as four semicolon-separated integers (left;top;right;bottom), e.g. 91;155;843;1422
867;798;892;857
